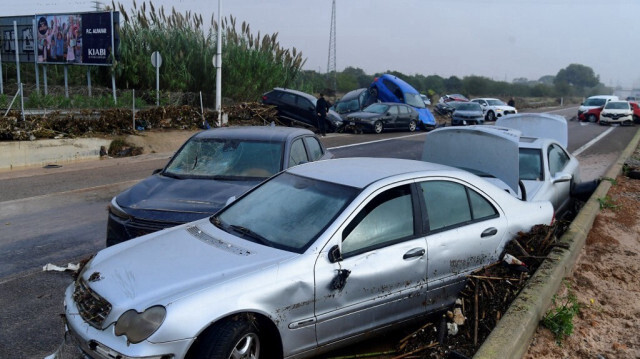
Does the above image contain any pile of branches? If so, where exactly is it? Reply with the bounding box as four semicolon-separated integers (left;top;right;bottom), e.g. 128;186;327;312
393;223;564;359
0;103;279;141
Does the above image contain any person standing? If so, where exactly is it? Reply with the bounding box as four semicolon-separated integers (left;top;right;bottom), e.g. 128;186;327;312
316;93;329;136
508;97;515;107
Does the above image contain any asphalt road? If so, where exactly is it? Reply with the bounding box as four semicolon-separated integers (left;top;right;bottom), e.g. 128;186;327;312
0;105;637;359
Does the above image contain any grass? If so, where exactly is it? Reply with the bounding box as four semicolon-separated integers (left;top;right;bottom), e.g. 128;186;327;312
597;195;619;210
541;282;581;345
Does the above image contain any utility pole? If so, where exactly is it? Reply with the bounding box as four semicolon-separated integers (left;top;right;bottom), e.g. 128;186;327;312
326;0;337;97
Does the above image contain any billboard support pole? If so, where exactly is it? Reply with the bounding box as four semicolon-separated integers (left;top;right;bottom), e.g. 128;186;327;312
111;11;117;105
215;0;222;126
87;67;92;97
33;19;39;93
13;22;21;88
43;65;48;95
64;65;69;98
20;82;25;121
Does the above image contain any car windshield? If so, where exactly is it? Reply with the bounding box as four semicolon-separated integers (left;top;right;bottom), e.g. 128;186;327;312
487;99;507;106
364;103;390;114
519;148;543;181
164;137;283;179
335;98;361;113
214;172;359;252
456;103;481;111
404;93;426;108
584;98;607;106
604;101;630;110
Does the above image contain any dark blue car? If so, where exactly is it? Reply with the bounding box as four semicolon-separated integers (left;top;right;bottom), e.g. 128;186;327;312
369;74;437;129
106;126;333;246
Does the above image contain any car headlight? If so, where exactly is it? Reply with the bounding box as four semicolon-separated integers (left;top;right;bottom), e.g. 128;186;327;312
496;109;503;112
114;306;166;344
109;197;130;220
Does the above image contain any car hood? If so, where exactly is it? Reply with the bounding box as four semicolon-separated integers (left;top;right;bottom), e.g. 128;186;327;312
493;105;516;111
453;110;483;117
496;113;568;148
83;219;296;309
423;126;521;194
117;174;262;221
347;112;382;120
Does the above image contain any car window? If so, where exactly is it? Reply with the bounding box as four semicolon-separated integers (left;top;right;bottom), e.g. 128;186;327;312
388;106;399;115
420;181;497;232
519;148;543;181
280;92;297;106
399;105;409;115
342;185;414;255
289;139;309;167
298;97;315;111
382;79;400;98
548;144;569;176
304;136;324;161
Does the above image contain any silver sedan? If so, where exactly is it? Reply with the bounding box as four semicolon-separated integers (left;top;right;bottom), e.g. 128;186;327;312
54;158;553;359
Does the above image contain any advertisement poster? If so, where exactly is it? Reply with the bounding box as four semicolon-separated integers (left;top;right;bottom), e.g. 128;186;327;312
35;12;115;66
0;16;35;62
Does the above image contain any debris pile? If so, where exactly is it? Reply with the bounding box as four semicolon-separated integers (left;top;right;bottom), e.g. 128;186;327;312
0;103;280;141
395;223;565;359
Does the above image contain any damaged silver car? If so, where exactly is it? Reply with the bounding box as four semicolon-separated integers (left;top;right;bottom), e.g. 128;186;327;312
53;158;553;359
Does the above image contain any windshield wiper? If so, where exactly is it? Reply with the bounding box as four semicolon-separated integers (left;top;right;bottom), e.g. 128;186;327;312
229;224;273;247
162;172;183;179
210;215;225;229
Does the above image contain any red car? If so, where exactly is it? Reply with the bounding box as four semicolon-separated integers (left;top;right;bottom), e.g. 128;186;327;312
578;106;603;122
631;102;640;124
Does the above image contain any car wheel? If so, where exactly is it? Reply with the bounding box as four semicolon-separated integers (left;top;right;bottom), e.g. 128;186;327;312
587;114;597;123
374;121;383;134
408;120;417;132
190;318;261;359
486;111;495;121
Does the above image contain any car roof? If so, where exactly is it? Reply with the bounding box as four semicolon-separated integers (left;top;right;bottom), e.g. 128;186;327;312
587;95;618;99
376;74;419;94
339;88;367;101
472;98;499;101
287;157;457;189
271;87;317;102
193;126;315;142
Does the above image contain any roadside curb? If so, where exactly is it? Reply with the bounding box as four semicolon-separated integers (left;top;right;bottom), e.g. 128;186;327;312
474;126;640;359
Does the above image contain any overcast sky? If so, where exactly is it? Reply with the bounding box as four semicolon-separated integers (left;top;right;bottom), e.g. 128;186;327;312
5;0;640;88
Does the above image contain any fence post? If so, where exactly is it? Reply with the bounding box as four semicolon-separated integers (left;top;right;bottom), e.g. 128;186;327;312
132;89;136;131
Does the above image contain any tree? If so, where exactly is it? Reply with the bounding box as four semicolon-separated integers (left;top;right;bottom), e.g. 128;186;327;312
554;64;600;90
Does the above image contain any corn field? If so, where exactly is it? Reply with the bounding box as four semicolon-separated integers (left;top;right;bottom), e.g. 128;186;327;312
113;0;305;102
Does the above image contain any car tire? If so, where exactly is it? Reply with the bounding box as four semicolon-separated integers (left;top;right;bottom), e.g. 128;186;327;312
408;120;417;132
374;121;384;134
189;318;261;359
587;114;597;123
486;111;495;121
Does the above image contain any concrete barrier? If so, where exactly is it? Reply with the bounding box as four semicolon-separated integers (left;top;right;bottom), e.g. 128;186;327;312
0;138;111;170
474;127;640;359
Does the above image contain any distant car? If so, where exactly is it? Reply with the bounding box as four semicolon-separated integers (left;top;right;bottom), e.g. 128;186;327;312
578;106;604;123
424;113;582;217
451;102;485;126
106;126;333;246
59;157;553;359
261;88;344;132
420;94;432;106
434;100;468;117
470;98;517;121
369;74;437;129
599;101;634;126
346;102;420;134
332;88;374;119
577;95;619;118
439;94;469;103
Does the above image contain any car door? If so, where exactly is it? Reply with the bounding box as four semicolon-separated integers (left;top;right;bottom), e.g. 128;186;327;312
386;105;400;128
297;96;317;127
314;183;429;345
547;143;573;212
396;105;412;129
278;91;299;121
418;179;508;313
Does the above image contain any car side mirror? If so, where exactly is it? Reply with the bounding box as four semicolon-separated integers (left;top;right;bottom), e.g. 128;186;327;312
328;245;342;263
152;168;162;175
552;173;572;184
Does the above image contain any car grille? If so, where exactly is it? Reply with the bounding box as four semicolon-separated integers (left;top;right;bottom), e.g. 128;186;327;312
72;278;112;329
504;110;517;115
602;113;628;119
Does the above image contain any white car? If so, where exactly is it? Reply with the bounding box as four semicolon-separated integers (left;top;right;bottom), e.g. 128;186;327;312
578;95;619;118
470;98;517;121
599;101;634;126
53;158;553;359
423;113;581;217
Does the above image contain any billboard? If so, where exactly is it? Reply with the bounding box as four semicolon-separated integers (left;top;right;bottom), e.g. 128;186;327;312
0;16;36;63
35;12;118;66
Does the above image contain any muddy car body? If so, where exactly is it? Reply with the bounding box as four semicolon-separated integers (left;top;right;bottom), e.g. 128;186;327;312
56;158;553;359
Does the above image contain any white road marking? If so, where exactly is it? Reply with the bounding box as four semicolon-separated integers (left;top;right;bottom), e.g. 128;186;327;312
327;132;426;150
572;127;615;157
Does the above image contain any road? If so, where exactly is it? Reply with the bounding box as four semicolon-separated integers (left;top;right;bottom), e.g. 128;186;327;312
0;105;637;358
